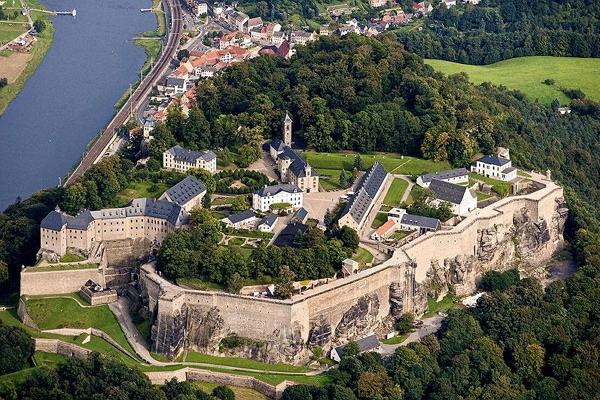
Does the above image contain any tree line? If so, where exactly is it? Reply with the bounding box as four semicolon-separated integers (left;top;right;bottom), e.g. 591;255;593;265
396;0;600;64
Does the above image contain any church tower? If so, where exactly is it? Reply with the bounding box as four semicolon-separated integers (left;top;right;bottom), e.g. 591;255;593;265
283;112;292;147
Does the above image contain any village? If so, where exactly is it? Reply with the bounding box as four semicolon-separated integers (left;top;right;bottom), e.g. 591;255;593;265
137;0;480;131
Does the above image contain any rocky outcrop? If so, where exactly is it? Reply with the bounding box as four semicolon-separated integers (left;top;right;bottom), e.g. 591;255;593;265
335;294;380;338
308;317;332;348
151;304;187;359
186;306;225;352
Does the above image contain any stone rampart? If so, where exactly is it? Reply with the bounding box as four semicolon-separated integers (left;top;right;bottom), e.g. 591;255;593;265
20;267;105;296
145;367;294;399
137;176;568;363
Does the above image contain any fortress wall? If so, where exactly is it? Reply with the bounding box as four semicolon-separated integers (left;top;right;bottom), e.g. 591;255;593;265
399;183;563;282
20;267;104;296
144;179;564;360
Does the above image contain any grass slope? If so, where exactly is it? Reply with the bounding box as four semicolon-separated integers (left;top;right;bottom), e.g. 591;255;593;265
383;178;409;207
426;56;600;105
185;352;309;373
24;296;135;356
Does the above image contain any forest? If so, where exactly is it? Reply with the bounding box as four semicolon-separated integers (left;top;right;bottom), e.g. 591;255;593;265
397;0;600;64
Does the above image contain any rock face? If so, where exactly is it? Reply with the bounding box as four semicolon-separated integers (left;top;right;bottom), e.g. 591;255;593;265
335;294;380;338
186;306;225;352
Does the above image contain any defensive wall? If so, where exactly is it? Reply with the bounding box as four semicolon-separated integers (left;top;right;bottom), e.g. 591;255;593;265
33;338;294;399
144;174;566;362
20;266;105;296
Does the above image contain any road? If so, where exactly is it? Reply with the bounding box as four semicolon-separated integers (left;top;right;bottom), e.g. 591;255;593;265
64;0;183;185
380;314;444;356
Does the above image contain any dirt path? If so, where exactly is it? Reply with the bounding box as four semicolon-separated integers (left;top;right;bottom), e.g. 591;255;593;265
0;51;31;82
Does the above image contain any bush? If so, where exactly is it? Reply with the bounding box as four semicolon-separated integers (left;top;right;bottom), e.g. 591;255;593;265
0;322;33;375
395;313;414;334
212;385;235;400
542;79;555;85
480;269;520;292
0;78;7;89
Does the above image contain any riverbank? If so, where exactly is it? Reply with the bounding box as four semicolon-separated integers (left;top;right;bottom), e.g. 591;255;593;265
0;0;54;114
114;0;165;110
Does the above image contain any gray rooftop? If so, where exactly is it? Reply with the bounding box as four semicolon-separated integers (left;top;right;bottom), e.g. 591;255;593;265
166;145;216;164
400;213;440;230
334;334;380;358
164;176;207;207
67;210;95;230
259;213;278;227
419;168;469;184
291;207;308;223
341;162;388;226
255;184;301;197
477;155;511;167
225;209;257;224
41;208;72;231
429;179;467;205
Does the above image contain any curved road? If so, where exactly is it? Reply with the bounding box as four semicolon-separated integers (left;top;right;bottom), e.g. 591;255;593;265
65;0;183;185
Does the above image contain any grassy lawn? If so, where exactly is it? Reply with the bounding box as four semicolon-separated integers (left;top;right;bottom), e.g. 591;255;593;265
0;17;54;114
185;352;309;373
517;169;531;178
382;333;408;345
224;230;274;239
316;168;345;191
391;230;411;240
426;56;600;105
475;191;494;201
59;253;86;263
303;151;450;176
423;294;457;318
470;173;512;197
371;212;389;229
228;237;246;246
24;263;97;273
352;247;374;265
33;351;69;367
24;296;135;356
116;180;169;204
383;178;409;207
193;381;268;400
212;195;245;206
177;277;225;291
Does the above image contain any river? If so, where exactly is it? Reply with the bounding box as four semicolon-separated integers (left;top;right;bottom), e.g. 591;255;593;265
0;0;156;210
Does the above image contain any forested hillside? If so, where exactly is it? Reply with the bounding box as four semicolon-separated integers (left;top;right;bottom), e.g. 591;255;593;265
397;0;600;64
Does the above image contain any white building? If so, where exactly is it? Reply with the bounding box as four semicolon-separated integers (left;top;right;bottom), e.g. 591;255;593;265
163;145;217;174
143;118;156;138
429;179;477;216
471;155;517;182
221;209;259;229
196;2;208;15
416;168;469;188
252;184;303;212
257;213;278;232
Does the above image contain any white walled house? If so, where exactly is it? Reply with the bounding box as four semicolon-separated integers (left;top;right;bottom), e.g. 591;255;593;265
428;179;477;216
253;184;303;212
471;155;517;182
159;176;206;212
416;168;469;188
163;145;217;174
221;210;259;229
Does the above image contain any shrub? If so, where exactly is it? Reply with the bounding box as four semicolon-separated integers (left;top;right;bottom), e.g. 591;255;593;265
212;386;235;400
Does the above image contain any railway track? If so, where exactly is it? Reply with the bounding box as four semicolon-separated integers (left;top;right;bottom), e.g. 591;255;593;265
65;0;183;185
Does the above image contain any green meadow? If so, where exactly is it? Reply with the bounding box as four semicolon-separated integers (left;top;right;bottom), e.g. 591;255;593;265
426;56;600;105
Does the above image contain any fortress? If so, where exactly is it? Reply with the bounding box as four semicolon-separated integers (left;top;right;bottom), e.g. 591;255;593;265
21;165;568;365
141;173;567;364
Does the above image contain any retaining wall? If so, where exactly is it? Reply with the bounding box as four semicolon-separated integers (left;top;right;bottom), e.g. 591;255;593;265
20;267;105;296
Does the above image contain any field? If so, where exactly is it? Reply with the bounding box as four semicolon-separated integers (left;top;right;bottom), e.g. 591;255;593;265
371;212;388;229
303;151;450;176
24;295;135;356
423;294;457;318
185;352;308;373
116;180;169;205
0;16;54;114
352;247;374;265
193;381;268;400
383;178;409;207
426;56;600;105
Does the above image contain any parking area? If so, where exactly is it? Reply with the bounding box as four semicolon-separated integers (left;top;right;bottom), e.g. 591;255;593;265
304;189;347;222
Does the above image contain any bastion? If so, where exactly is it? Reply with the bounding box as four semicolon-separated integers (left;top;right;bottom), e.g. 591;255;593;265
142;173;567;364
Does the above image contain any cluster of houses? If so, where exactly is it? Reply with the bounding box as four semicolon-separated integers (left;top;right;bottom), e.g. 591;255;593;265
368;151;518;243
